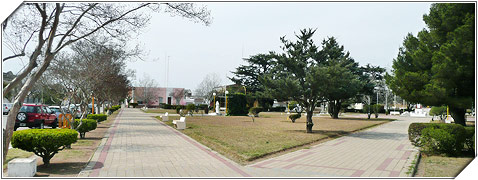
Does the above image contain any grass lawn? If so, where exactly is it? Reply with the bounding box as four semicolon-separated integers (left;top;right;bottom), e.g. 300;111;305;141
415;154;474;177
157;112;392;164
143;108;178;114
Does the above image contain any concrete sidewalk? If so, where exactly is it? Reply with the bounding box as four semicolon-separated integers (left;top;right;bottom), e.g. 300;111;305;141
80;108;430;177
79;108;250;177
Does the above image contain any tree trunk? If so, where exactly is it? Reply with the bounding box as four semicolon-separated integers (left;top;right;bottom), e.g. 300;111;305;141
367;113;371;119
3;55;56;164
306;110;314;133
450;107;466;126
328;101;341;119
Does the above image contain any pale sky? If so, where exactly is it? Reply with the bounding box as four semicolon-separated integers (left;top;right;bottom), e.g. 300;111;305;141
2;2;432;92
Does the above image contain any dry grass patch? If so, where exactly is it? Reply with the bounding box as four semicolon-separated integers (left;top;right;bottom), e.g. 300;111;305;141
159;113;392;164
415;154;473;177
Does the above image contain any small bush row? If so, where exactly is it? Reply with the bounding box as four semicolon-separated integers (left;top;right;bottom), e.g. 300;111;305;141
87;114;107;122
11;129;78;165
105;105;121;113
408;123;475;156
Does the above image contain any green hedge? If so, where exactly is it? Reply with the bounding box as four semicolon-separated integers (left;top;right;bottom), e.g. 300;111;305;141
87;114;107;122
289;113;301;123
464;127;475;152
11;129;78;165
198;104;209;114
409;123;468;156
227;93;248;116
129;103;138;108
270;106;286;112
73;119;98;139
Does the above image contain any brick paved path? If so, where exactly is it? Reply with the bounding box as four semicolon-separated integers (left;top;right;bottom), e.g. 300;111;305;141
246;115;430;177
79;108;429;177
79;108;250;177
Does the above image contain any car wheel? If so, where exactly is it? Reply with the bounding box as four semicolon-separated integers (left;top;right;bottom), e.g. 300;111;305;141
14;126;18;131
39;122;44;129
52;119;58;129
17;112;27;121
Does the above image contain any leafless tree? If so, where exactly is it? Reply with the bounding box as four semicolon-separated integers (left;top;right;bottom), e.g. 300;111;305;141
136;74;159;107
194;73;222;105
2;2;211;163
170;89;185;105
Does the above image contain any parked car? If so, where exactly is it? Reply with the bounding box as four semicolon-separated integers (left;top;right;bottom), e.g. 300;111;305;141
15;104;58;131
3;103;13;115
49;106;69;118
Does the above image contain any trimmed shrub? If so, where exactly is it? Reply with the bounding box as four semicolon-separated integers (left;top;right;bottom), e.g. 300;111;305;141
430;106;447;120
227;93;248;116
249;107;263;117
87;114;107;122
289;113;301;123
11;129;78;165
186;104;196;116
129;103;138;108
176;106;182;114
72;119;98;139
409;123;467;156
270;106;286;112
464;127;475;152
420;126;466;156
198;104;209;114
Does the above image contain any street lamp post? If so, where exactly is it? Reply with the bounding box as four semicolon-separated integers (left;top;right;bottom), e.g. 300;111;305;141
225;90;229;115
213;92;216;111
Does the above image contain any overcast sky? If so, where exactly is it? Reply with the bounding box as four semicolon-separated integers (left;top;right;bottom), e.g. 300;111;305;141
2;2;432;93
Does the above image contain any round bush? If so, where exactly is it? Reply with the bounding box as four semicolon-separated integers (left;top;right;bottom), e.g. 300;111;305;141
289;113;301;123
249;107;263;117
11;129;78;165
73;119;98;138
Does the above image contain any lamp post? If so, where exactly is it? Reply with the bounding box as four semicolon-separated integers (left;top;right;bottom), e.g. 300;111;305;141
213;92;216;111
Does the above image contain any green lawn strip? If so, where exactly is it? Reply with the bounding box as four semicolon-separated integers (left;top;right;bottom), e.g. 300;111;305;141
156;115;392;165
415;154;473;177
3;148;35;169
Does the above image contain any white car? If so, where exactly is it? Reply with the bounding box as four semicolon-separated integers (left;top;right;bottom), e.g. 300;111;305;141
3;103;13;115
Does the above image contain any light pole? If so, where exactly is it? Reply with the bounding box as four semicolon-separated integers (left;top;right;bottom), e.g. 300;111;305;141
213;92;216;111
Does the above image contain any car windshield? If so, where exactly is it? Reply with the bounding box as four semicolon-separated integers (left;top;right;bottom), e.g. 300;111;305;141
20;106;40;113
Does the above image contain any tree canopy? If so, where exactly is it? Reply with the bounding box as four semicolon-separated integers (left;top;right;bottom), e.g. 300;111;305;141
386;3;474;126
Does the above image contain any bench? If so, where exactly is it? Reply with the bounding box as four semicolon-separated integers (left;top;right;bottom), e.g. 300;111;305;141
160;112;169;122
8;156;37;177
172;117;186;130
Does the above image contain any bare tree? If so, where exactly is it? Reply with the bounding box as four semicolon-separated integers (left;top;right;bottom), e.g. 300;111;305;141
2;2;211;163
194;73;222;105
136;74;159;107
170;89;185;105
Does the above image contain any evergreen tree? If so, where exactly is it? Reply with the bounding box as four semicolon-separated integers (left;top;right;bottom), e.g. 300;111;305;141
386;3;474;126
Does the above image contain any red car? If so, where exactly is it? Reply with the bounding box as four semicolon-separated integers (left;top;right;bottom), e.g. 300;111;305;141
15;104;58;131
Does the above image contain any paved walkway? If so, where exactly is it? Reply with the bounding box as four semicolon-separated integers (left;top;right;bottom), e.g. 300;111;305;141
79;108;250;177
246;115;430;177
79;108;430;177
